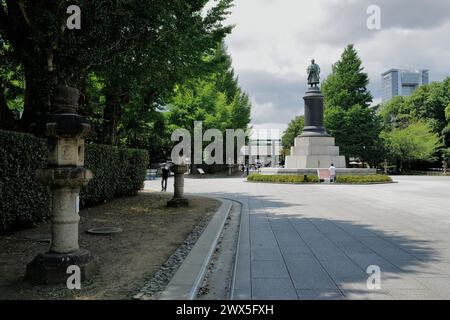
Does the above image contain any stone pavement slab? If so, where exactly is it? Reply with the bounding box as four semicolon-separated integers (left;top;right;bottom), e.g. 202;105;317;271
145;176;450;300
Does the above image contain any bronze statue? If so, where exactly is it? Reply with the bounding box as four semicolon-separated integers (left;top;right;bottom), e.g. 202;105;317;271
307;59;320;87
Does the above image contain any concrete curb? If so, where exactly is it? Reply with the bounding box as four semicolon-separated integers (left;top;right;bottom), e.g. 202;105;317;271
228;199;244;300
158;199;233;300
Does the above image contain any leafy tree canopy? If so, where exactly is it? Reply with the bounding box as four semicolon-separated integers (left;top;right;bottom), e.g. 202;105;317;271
0;0;234;130
381;121;442;170
281;116;304;153
322;44;373;110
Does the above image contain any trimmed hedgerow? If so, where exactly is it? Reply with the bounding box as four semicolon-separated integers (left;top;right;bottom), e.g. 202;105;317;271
0;130;149;233
80;144;149;207
247;174;319;184
0;130;51;232
336;175;393;184
247;173;393;185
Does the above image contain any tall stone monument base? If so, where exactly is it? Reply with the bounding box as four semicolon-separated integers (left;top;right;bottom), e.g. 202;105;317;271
284;85;347;169
285;136;346;169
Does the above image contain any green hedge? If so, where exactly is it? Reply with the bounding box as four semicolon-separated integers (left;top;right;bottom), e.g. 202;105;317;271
247;174;319;184
0;130;148;233
0;130;51;232
336;175;393;184
80;144;149;207
247;173;393;185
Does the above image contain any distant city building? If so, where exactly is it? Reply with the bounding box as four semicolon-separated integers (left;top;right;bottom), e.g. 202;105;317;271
382;69;429;103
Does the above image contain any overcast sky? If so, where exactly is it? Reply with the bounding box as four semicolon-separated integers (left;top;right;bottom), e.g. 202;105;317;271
223;0;450;136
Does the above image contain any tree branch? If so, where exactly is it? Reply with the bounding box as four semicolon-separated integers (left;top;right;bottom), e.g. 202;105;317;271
16;0;32;30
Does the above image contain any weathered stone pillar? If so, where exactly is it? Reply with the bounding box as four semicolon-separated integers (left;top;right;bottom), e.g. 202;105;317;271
25;87;96;285
167;164;189;207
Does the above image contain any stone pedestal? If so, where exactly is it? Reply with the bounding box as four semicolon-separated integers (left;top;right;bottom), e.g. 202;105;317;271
167;164;189;207
25;87;96;285
301;86;328;137
285;136;346;168
285;86;347;169
25;249;95;285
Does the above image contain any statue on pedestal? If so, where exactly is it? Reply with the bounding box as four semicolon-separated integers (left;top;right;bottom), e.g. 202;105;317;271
307;59;320;87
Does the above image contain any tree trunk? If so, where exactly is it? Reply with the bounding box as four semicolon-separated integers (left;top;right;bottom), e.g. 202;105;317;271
19;65;53;133
103;86;122;145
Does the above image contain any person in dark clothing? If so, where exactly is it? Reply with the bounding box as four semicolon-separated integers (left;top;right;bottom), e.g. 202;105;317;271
161;166;170;192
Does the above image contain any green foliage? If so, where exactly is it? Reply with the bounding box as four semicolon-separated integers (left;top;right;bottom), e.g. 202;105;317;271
445;102;450;121
322;44;373;110
247;173;391;184
169;44;251;132
282;116;304;153
379;78;450;153
321;45;382;166
80;144;149;207
1;0;234;130
121;109;172;163
335;175;392;184
378;96;411;130
325;104;384;166
0;130;50;232
167;44;251;164
0;130;148;232
442;148;450;162
247;174;319;184
0;41;24;130
381;121;442;169
402;80;450;133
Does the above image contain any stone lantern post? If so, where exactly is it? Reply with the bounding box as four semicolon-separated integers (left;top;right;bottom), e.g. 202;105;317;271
26;87;95;285
167;164;189;207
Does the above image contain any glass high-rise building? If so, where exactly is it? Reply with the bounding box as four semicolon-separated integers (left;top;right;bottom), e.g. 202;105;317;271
382;69;429;103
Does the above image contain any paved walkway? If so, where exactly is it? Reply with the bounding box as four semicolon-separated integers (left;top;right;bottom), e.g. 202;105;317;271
145;176;450;300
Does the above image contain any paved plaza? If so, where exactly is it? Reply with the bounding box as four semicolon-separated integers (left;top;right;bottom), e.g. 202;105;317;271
145;176;450;300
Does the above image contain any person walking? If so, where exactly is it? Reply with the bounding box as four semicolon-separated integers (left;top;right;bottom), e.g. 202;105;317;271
161;165;170;192
328;163;336;183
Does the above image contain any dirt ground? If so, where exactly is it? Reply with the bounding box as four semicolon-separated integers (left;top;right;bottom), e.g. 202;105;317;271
0;191;220;300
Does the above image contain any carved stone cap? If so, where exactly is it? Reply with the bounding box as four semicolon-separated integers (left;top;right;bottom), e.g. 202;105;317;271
52;87;80;114
171;164;188;174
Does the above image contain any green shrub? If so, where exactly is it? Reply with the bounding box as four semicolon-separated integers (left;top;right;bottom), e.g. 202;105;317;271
80;144;149;207
247;173;392;185
0;130;149;233
247;174;319;184
0;130;51;232
336;175;393;184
